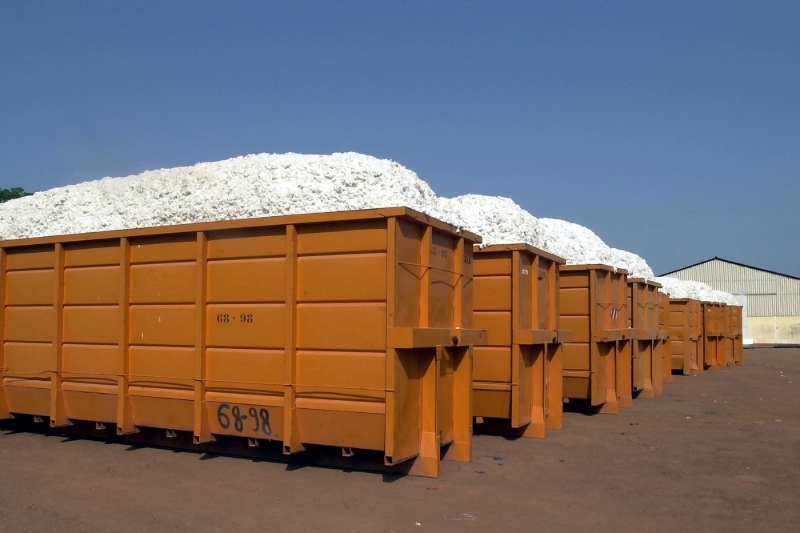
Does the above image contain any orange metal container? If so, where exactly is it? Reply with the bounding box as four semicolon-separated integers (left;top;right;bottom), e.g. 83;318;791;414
656;292;672;384
723;305;735;367
0;207;487;478
702;303;726;370
622;279;662;401
559;265;630;414
668;299;703;375
472;244;567;438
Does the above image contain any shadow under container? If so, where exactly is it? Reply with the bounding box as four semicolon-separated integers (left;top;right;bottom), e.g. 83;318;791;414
656;292;671;384
703;303;727;370
0;207;487;478
471;244;568;438
559;265;631;415
620;279;663;405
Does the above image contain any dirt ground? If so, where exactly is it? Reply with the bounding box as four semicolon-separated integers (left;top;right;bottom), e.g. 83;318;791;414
1;347;798;533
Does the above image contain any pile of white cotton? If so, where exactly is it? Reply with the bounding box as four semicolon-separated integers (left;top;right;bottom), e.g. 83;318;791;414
653;277;739;305
0;153;445;240
437;195;654;279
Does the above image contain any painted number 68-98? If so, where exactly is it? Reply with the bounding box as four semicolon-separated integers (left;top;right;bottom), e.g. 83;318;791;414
217;403;272;436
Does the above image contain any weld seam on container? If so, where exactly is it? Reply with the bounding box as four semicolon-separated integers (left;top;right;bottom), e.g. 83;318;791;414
0;207;488;478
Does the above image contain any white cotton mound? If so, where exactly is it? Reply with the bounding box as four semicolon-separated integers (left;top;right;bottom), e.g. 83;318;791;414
654;276;738;305
437;195;653;277
0;152;444;240
436;195;540;248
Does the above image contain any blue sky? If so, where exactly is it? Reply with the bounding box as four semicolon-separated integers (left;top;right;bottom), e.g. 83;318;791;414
1;0;798;276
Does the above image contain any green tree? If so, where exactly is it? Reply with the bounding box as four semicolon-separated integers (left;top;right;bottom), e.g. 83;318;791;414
0;187;33;203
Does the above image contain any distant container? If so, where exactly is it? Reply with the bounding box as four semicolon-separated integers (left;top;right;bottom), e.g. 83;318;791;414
702;303;726;370
0;207;487;478
668;299;703;375
559;265;630;414
623;279;663;401
472;244;567;438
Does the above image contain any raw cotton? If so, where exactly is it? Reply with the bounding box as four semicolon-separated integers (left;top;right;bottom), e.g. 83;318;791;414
438;195;654;277
0;152;445;240
654;276;739;305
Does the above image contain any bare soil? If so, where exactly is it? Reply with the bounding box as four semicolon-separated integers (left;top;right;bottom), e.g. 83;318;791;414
1;347;798;533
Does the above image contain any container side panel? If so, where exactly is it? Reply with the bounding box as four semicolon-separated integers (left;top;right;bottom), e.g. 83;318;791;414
205;348;284;393
130;234;197;264
560;287;590;316
558;269;589;288
129;305;196;347
63;240;121;267
297;253;386;302
559;316;590;343
296;350;386;401
206;227;286;259
297;220;387;255
473;346;512;383
5;246;55;271
473;254;511;276
206;304;284;349
4;342;53;377
64;266;120;305
297;303;386;351
63;306;120;344
428;231;456;329
129;346;194;389
394;220;422;328
62;344;118;384
562;343;591;371
473;311;511;346
130;263;197;304
207;258;286;303
5;307;55;342
474;276;512;311
5;270;55;306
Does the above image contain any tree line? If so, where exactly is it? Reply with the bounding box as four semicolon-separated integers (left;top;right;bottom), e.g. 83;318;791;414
0;187;32;203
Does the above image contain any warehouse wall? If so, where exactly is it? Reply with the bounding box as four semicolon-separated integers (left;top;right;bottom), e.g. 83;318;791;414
749;317;800;345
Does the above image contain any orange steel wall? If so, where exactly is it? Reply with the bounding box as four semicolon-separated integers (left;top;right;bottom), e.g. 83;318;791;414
0;208;485;478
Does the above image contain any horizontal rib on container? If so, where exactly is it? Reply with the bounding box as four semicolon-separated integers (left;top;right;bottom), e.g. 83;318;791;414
559;264;630;414
0;207;487;478
472;243;567;438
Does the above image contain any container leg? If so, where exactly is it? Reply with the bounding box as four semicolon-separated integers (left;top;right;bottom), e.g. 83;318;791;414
407;349;442;478
616;340;633;409
652;342;663;396
639;341;654;399
545;343;563;431
599;345;619;414
662;341;673;383
443;346;472;462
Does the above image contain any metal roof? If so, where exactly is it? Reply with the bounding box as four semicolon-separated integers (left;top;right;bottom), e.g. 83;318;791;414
661;257;800;281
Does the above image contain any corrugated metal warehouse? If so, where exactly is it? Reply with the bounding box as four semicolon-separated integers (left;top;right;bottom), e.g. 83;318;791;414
662;257;800;346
